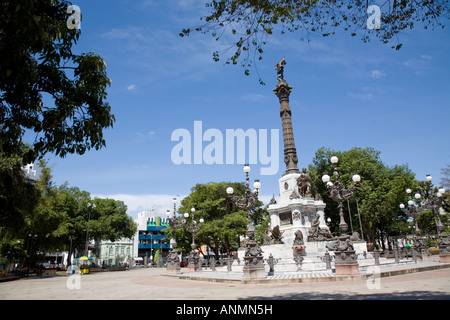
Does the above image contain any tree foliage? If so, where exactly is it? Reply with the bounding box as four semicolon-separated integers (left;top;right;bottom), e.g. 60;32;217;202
181;0;450;83
0;160;136;267
308;146;417;245
0;0;114;163
165;181;267;258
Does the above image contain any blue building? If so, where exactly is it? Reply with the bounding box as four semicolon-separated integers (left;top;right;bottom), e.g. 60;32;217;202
133;210;170;266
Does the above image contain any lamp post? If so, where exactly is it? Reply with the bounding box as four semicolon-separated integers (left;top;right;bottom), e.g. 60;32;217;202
399;188;423;236
227;164;265;279
421;175;449;262
400;188;429;260
321;155;361;235
321;156;361;275
182;207;204;272
422;175;446;234
85;203;95;257
165;198;187;273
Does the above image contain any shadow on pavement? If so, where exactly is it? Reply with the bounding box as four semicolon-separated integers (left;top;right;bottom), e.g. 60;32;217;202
241;291;450;300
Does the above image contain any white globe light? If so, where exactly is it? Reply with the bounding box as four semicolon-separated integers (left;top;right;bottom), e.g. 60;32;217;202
322;174;330;183
184;212;189;218
439;188;445;194
226;186;234;195
327;181;333;187
426;175;432;182
408;200;414;206
172;198;177;204
406;188;411;194
199;218;204;223
352;174;361;183
243;164;251;173
191;207;195;213
166;210;171;217
399;203;405;209
330;156;338;164
414;193;421;199
253;180;261;190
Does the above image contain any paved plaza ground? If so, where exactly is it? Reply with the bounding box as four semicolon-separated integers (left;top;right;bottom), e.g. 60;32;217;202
1;260;449;301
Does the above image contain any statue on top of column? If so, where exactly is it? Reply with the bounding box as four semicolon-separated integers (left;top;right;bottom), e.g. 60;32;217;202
276;58;286;81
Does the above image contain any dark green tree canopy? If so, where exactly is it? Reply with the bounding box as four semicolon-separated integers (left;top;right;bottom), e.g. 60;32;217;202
308;146;418;243
181;0;450;83
0;0;114;163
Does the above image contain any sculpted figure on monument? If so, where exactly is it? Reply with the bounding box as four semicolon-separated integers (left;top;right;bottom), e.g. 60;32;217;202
293;229;305;246
276;58;286;81
270;225;285;244
308;213;333;241
297;167;312;197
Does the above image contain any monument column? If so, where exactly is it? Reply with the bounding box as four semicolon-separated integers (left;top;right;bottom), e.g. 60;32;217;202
273;59;300;176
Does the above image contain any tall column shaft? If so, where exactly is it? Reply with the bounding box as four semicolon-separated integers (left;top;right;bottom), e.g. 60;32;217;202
274;79;299;175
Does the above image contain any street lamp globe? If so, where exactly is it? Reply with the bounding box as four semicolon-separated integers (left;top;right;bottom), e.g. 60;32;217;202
243;164;251;173
172;198;177;204
399;203;405;209
191;207;195;213
184;212;189;218
199;218;204;223
352;174;361;183
439;188;445;195
415;193;421;200
426;175;432;182
166;210;171;217
253;179;261;190
226;186;234;195
322;174;330;183
406;188;412;194
330;155;338;164
408;200;414;206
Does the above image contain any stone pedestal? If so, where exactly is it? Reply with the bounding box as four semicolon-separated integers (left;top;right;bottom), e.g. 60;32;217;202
334;262;360;275
243;239;266;280
243;257;266;280
187;249;200;272
439;254;450;263
166;266;181;274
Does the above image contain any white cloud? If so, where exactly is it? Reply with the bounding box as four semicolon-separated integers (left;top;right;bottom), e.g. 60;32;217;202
127;84;136;90
421;55;432;60
371;70;385;79
93;192;275;221
92;193;187;220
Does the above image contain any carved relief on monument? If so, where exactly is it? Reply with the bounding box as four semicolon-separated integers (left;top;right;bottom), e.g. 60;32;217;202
279;211;293;226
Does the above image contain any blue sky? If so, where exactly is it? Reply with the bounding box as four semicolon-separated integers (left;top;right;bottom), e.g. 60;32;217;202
42;0;450;219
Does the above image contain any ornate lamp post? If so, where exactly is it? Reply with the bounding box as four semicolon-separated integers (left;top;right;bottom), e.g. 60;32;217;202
399;189;423;236
421;175;449;262
183;207;204;272
227;164;265;279
321;155;361;275
400;188;429;260
165;197;183;274
321;155;361;235
422;175;446;234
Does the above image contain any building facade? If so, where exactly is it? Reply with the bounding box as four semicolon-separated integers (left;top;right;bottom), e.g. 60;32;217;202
133;210;170;266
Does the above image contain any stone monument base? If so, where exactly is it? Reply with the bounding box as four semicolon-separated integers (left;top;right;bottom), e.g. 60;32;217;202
439;254;450;263
334;262;360;275
166;266;181;274
243;266;266;280
187;266;200;272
